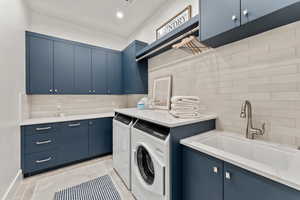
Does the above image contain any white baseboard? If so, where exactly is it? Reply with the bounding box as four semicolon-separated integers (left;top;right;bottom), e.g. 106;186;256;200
1;170;23;200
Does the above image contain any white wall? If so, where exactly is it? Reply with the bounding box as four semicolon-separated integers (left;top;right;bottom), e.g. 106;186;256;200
128;0;199;44
0;0;28;198
28;11;127;50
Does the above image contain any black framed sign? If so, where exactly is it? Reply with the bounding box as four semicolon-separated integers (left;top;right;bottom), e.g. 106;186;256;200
156;5;192;40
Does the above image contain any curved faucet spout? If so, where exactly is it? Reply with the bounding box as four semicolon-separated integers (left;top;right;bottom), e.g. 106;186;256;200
240;100;265;139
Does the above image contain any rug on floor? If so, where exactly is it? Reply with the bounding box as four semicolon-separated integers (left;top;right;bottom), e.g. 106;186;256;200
54;175;121;200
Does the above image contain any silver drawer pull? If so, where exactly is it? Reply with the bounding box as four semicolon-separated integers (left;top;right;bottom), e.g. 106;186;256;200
36;127;52;131
36;140;52;145
35;157;52;164
68;123;81;127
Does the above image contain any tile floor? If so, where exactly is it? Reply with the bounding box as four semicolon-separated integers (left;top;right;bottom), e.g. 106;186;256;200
10;156;135;200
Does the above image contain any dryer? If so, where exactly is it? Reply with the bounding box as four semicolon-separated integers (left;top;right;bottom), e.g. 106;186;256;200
113;113;134;189
131;119;170;200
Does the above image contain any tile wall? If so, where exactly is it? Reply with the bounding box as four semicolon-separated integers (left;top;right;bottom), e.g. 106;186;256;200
148;21;300;147
22;94;143;119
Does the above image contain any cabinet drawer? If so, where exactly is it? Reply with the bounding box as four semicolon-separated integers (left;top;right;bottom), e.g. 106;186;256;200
24;132;58;154
24;123;57;136
24;150;58;173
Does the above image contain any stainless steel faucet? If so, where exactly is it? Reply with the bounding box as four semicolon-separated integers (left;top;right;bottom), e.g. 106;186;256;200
240;100;265;139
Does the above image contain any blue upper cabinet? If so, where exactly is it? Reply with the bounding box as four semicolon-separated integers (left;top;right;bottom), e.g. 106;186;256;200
26;35;53;94
241;0;299;25
122;41;148;94
26;32;148;95
200;0;241;41
53;41;75;94
92;48;107;94
200;0;300;47
74;46;92;94
107;51;123;94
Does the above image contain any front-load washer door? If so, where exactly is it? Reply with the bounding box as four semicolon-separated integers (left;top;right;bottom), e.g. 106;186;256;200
134;144;165;196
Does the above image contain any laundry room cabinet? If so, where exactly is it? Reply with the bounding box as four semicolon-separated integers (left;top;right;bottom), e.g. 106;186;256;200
181;146;300;200
182;147;223;200
21;117;113;176
53;41;75;94
26;31;147;95
122;40;148;94
200;0;300;46
88;118;113;157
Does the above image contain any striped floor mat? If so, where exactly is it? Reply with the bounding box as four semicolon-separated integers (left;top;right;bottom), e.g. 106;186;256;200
54;175;121;200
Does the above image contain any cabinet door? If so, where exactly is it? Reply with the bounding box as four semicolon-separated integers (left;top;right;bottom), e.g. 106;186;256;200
107;51;122;94
59;121;89;164
182;147;223;200
122;46;134;94
224;163;300;200
53;41;74;94
241;0;299;25
88;118;112;157
200;0;241;40
92;49;107;94
74;46;92;94
134;44;148;94
27;36;53;94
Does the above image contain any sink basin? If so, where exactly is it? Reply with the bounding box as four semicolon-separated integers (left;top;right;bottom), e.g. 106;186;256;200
198;133;293;170
181;131;300;191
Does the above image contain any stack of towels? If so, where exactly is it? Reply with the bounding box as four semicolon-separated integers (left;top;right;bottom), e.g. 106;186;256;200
169;96;201;119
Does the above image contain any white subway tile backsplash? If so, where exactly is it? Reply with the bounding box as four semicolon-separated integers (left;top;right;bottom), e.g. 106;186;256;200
24;95;141;118
148;20;300;147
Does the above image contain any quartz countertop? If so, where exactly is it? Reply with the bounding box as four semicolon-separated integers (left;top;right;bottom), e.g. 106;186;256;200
114;108;217;128
20;112;115;126
181;131;300;191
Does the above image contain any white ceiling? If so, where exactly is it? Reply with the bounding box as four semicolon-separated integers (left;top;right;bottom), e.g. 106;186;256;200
26;0;168;38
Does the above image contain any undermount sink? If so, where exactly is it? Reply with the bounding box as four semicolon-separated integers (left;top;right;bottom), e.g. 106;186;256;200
181;130;300;190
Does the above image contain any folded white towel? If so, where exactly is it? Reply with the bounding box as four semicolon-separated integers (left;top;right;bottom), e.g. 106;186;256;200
169;111;202;119
171;96;200;104
171;103;200;109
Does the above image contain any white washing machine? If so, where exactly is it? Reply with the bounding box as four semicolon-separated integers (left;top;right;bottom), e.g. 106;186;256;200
113;113;134;190
131;119;170;200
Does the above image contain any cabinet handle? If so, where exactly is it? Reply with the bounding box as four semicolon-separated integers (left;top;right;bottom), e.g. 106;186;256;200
68;123;81;127
36;157;52;164
225;172;231;180
36;127;52;131
36;140;52;145
232;15;237;21
243;9;249;16
213;166;219;174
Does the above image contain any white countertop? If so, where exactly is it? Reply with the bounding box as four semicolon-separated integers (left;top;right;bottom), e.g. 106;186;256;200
114;108;217;128
20;112;114;126
181;130;300;191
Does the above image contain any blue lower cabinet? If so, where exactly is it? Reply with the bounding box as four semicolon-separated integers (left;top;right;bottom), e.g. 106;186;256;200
182;146;300;200
59;120;89;164
224;163;300;200
21;118;113;175
23;150;59;174
182;146;223;200
88;118;113;157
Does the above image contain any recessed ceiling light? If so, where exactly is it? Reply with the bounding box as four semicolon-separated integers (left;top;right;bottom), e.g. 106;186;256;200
116;11;124;19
